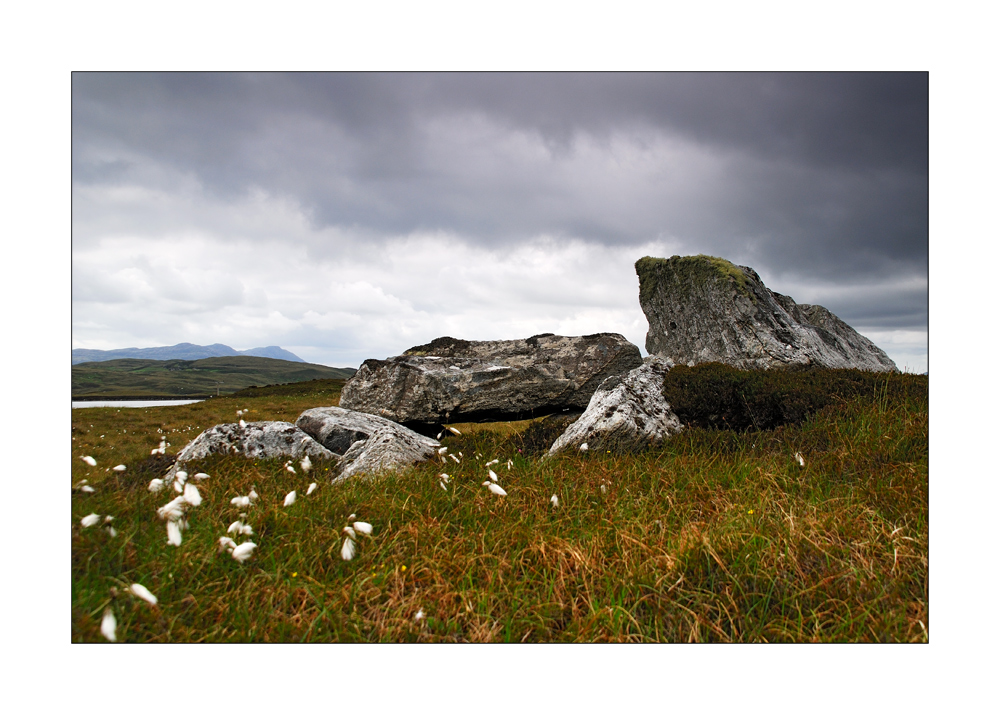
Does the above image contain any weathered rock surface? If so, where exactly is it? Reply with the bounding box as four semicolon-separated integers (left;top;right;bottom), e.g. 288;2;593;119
165;421;338;482
165;411;442;484
548;356;683;455
636;255;898;372
339;333;644;431
296;406;440;482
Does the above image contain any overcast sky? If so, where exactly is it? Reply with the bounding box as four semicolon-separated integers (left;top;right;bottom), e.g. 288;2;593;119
72;72;928;371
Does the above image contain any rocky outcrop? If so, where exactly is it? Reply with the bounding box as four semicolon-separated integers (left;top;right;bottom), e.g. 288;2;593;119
165;411;442;484
165;421;338;482
548;356;683;455
296;406;440;482
339;333;644;431
636;255;898;372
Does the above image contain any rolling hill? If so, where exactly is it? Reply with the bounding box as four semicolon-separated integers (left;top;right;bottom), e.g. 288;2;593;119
71;356;356;399
71;342;306;365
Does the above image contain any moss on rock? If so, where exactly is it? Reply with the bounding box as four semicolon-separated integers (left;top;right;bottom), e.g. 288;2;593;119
636;254;752;306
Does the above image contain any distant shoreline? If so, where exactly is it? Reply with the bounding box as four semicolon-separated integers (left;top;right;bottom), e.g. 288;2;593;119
71;395;215;402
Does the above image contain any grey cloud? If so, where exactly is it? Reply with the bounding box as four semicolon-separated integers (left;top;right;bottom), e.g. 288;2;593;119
72;72;927;363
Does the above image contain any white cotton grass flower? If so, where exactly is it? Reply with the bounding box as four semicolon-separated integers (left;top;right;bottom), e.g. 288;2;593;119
439;473;450;483
81;513;101;528
173;471;188;493
440;481;448;491
112;464;126;472
438;447;448;455
157;496;187;521
240;524;254;536
485;459;499;467
436;431;444;440
166;520;182;546
448;453;460;464
794;452;806;468
580;443;589;452
82;456;97;467
101;607;117;642
483;481;507;496
446;426;461;436
231;542;257;563
194;472;210;480
507;459;513;470
341;536;356;561
228;520;243;535
239;419;247;429
307;482;318;496
550;494;559;508
341;526;358;561
300;455;312;472
80;485;96;493
148;478;165;493
414;609;425;622
286;464;296;474
284;491;297;507
218;536;237;553
231;496;251;509
488;469;498;482
600;483;607;495
248;489;259;502
128;583;157;606
352;521;373;536
183;483;202;507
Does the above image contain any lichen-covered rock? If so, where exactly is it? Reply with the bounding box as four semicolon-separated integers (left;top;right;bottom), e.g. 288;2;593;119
165;421;338;482
548;356;683;455
339;333;643;431
296;406;440;482
636;255;898;372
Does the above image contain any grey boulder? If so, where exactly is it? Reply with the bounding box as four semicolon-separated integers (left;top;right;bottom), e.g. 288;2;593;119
339;333;644;431
548;356;683;456
296;406;441;482
165;421;338;482
636;255;898;372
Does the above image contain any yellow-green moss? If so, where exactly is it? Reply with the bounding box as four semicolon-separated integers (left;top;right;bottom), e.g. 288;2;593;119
636;254;752;305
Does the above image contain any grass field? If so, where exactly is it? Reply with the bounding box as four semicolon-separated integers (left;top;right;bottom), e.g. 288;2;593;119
71;372;928;643
72;356;356;399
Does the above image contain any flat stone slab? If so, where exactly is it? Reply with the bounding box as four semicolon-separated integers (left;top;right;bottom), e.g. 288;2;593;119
636;255;898;372
548;356;683;455
165;421;338;482
339;333;644;431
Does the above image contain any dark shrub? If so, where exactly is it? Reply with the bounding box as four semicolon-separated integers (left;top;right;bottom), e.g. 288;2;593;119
516;413;583;456
661;363;926;431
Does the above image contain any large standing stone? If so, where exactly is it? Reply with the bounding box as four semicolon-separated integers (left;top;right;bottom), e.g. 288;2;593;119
548;356;683;455
296;406;441;482
164;421;338;482
339;333;644;431
635;255;898;372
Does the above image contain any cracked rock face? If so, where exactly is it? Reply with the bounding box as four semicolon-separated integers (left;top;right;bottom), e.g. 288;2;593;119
339;333;644;431
636;255;898;372
548;356;683;455
165;421;338;482
296;406;440;482
165;410;442;484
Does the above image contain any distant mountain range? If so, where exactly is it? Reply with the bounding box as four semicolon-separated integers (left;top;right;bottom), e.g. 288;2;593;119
72;342;308;365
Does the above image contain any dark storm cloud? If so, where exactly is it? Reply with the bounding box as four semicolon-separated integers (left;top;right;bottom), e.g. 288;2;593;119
73;72;927;327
